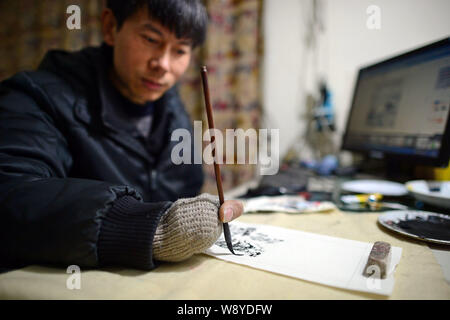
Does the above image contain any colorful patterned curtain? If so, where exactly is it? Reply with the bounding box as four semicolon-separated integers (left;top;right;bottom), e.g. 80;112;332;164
0;0;263;193
0;0;103;80
180;0;263;193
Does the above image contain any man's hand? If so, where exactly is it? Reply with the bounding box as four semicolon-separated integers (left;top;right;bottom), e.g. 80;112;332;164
219;200;244;223
152;193;243;262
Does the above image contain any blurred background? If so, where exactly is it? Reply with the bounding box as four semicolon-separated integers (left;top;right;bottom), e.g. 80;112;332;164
0;0;449;193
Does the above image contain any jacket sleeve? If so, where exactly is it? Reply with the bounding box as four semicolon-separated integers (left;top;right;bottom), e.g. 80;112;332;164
0;75;171;271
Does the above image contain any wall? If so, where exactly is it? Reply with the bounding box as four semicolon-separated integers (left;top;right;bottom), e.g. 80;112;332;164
261;0;312;159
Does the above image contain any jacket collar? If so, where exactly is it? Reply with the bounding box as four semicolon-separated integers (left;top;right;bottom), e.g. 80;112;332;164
84;44;178;162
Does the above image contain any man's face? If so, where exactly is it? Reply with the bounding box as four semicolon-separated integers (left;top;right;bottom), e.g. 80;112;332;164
103;7;193;104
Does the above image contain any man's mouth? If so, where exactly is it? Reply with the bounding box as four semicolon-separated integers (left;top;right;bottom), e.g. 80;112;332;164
142;78;164;90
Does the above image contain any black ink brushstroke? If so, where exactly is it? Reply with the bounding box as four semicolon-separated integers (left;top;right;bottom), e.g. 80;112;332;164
216;226;284;257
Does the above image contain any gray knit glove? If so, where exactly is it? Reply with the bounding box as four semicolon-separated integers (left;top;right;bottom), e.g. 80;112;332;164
152;193;223;262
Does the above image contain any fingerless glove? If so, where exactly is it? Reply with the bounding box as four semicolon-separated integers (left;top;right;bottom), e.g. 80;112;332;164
152;193;223;262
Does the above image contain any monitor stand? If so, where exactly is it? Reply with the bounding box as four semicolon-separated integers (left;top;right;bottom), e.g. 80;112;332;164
355;156;417;183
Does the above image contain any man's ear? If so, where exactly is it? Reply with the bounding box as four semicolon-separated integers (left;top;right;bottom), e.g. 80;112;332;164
101;8;117;46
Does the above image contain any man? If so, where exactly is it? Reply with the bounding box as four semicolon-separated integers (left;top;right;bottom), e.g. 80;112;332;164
0;0;243;272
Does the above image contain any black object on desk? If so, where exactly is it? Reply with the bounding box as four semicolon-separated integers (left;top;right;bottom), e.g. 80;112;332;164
239;167;310;198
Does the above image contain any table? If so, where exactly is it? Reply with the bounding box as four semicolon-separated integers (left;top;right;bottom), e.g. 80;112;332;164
0;207;449;299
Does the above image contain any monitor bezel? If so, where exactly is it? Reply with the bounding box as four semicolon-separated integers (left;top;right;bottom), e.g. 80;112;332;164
341;37;450;168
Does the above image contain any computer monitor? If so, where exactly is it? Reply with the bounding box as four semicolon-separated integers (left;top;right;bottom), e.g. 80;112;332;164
342;37;450;170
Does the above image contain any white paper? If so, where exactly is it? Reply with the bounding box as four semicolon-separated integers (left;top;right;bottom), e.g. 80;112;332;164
205;221;402;296
341;179;407;196
243;196;336;214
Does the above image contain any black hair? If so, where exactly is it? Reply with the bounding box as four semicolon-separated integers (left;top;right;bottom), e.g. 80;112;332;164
106;0;208;48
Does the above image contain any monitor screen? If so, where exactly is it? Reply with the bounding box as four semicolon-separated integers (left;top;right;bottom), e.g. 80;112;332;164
342;37;450;167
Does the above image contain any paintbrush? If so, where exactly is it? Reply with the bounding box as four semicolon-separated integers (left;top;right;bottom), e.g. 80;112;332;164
201;66;241;256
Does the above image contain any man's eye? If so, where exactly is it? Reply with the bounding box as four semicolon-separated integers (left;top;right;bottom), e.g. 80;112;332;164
144;36;158;44
176;49;187;55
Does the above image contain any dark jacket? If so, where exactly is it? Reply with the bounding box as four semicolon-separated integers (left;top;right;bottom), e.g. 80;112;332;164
0;45;204;271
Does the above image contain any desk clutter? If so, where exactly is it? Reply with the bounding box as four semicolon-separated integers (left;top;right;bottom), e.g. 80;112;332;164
338;179;450;244
238;165;450;244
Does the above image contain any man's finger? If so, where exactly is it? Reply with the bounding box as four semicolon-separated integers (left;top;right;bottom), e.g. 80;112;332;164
219;200;244;223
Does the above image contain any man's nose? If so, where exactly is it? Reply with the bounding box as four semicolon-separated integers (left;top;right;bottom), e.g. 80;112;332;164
150;47;171;72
